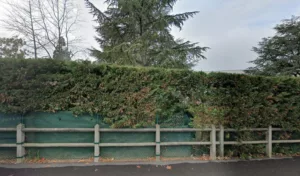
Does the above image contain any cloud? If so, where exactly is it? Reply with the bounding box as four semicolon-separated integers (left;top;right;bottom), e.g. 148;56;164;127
171;0;300;71
1;0;300;71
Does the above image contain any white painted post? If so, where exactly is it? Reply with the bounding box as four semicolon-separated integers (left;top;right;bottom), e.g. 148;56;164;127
156;124;161;162
219;125;224;158
210;125;216;160
16;124;25;163
94;124;100;162
266;126;272;158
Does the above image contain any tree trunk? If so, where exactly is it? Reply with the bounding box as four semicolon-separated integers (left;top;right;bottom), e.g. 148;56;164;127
29;0;37;59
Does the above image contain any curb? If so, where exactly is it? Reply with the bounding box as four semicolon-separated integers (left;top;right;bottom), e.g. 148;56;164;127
0;157;294;169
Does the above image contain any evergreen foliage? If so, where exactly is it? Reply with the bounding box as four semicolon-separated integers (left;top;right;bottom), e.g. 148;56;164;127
247;16;300;76
1;59;300;130
0;37;26;59
85;0;208;69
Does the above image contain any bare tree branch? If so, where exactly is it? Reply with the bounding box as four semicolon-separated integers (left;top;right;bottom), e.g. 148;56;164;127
1;0;83;59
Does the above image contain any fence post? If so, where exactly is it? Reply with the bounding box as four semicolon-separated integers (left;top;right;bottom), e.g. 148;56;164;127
210;125;216;160
219;125;224;158
266;126;272;158
156;124;161;162
94;124;100;162
16;124;25;163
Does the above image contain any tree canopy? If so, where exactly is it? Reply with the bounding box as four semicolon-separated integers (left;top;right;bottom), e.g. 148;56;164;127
1;0;82;59
0;37;26;59
85;0;208;69
247;16;300;76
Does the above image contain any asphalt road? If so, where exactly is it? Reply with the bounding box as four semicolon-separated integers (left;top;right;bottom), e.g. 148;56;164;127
1;158;300;176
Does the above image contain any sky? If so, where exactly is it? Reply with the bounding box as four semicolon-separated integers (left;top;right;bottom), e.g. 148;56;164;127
0;0;300;71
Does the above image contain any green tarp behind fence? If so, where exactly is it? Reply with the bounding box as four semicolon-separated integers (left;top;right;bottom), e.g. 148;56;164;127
0;111;199;160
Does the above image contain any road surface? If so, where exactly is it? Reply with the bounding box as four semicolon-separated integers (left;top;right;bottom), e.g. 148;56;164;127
1;158;300;176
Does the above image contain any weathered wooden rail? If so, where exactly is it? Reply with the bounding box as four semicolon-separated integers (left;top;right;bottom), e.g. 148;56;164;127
0;124;299;163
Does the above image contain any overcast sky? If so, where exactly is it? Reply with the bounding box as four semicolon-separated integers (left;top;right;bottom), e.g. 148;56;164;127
1;0;300;71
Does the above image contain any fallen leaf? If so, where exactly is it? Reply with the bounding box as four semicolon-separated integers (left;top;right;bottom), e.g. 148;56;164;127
166;166;172;170
136;165;141;169
95;169;98;172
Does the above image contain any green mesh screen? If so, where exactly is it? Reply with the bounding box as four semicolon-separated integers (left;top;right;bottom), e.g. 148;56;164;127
161;132;192;157
0;111;196;160
0;113;20;159
24;112;95;159
0;113;22;127
159;113;200;158
100;132;155;159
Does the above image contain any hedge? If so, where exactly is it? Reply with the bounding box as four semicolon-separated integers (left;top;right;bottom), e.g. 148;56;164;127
1;58;300;129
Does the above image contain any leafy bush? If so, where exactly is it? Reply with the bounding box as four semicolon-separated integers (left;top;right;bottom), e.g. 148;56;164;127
1;58;300;130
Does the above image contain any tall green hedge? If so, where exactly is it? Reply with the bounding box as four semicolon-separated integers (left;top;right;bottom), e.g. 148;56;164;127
1;58;300;129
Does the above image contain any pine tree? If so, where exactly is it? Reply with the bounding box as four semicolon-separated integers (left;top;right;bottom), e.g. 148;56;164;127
85;0;208;69
247;16;300;76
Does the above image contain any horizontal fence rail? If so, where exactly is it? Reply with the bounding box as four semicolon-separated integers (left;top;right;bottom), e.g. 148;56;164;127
0;128;16;132
23;143;94;147
0;125;299;163
23;128;94;132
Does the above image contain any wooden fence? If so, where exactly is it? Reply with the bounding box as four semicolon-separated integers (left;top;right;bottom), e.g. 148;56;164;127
0;124;300;163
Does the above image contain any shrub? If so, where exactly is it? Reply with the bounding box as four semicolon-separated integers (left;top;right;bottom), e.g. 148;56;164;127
1;58;300;129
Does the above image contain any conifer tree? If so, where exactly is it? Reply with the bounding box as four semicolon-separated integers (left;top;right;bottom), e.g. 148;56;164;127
85;0;208;69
